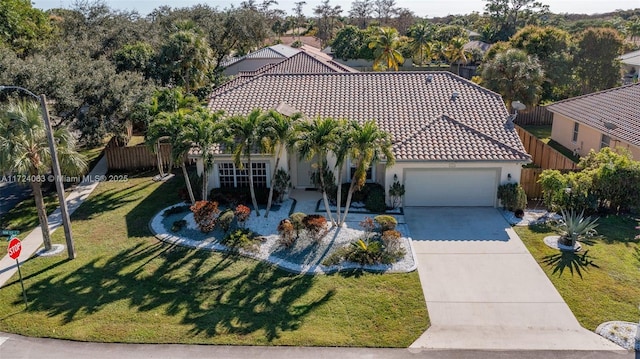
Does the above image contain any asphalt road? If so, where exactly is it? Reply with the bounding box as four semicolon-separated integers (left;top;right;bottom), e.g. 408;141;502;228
0;181;32;221
0;332;636;359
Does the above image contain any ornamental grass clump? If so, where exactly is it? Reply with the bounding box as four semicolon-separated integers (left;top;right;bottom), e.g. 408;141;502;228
190;201;220;233
554;209;599;248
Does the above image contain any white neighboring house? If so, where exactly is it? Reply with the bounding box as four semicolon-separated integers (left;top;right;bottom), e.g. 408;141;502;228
197;64;530;207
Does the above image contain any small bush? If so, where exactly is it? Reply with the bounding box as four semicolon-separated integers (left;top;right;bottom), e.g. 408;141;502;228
234;204;251;228
359;217;375;239
365;185;387;212
289;212;306;238
190;201;220;233
171;219;187;232
222;228;260;251
374;215;397;231
218;209;235;233
346;239;384;265
209;187;275;206
388;180;405;209
381;230;402;252
163;205;190;217
497;183;527;211
273;168;291;202
277;219;295;247
302;214;327;242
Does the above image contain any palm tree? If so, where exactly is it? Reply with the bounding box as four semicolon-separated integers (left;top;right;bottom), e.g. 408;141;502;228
340;120;394;225
408;21;432;66
292;117;340;225
146;111;196;204
331;119;351;225
261;109;302;218
185;109;226;201
444;37;471;76
368;27;404;71
226;109;266;216
0;100;87;251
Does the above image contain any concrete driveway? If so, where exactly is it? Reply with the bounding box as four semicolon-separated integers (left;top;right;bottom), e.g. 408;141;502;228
405;207;624;351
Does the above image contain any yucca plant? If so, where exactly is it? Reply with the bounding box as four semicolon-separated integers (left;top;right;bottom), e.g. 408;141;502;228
555;209;599;248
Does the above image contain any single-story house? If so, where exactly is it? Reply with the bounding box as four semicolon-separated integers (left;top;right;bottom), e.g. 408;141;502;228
619;50;640;84
547;83;640;160
197;70;530;207
222;44;301;76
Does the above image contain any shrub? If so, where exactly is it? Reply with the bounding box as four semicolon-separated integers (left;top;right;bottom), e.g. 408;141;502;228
277;219;295;247
338;182;386;206
171;219;187;232
289;212;306;238
374;215;397;231
234;204;251;228
311;163;337;201
497;183;527;211
273;168;291;202
190;201;220;233
302;214;327;242
209;187;275;206
539;169;597;212
359;217;375;240
381;230;402;252
554;209;599;247
218;209;235;233
346;239;384;265
163;205;190;217
365;185;387;212
388;179;405;209
222;228;260;251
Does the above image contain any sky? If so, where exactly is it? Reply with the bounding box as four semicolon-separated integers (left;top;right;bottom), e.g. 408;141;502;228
31;0;640;18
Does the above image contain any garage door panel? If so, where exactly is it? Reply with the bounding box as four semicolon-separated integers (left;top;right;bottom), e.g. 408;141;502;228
404;169;497;206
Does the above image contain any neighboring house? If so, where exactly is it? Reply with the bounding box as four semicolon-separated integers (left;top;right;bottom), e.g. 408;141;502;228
222;44;301;76
547;82;640;160
198;71;530;207
619;50;640;84
267;36;323;49
457;40;491;79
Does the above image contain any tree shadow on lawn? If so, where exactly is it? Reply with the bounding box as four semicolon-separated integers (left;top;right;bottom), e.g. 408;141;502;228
541;249;599;279
18;241;334;342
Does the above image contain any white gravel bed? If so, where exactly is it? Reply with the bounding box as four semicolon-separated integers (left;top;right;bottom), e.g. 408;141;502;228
543;235;583;252
149;200;417;275
596;321;639;350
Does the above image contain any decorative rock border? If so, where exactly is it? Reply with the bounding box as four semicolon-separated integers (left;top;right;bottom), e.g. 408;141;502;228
35;244;65;257
543;235;582;252
596;321;639;350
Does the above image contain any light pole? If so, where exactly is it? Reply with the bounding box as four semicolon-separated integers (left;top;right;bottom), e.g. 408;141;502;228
0;85;76;259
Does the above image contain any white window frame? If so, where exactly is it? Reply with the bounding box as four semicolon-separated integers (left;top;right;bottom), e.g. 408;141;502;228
347;159;376;183
217;162;270;188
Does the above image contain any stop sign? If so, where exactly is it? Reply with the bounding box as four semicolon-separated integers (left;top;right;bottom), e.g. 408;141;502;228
8;237;21;260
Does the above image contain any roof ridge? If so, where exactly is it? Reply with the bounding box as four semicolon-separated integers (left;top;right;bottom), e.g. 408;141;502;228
441;115;531;159
547;82;640;108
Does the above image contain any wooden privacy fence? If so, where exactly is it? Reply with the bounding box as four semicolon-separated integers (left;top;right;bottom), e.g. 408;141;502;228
513;106;553;126
105;138;172;171
516;126;578;199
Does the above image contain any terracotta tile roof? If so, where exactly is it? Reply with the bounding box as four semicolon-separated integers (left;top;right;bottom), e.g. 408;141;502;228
546;83;640;147
221;45;300;68
207;72;529;162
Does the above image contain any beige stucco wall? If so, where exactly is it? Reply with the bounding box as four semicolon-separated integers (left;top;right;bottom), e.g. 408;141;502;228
551;113;640;160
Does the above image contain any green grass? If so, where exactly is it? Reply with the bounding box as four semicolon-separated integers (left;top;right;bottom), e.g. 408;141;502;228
522;125;552;143
0;173;428;346
515;215;640;330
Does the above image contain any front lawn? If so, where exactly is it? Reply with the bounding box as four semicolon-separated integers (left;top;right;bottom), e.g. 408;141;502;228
515;216;640;330
0;173;428;346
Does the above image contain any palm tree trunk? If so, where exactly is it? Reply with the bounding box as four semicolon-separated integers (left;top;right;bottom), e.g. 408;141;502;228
317;159;335;226
341;179;358;225
247;155;261;216
31;181;52;251
264;146;282;218
181;163;195;204
202;163;209;201
335;169;342;226
156;141;165;178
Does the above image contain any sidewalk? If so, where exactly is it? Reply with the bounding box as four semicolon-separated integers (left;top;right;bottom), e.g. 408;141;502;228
0;157;107;288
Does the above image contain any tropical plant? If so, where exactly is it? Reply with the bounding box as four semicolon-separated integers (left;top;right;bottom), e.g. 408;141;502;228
554;209;599;248
277;219;296;247
346;238;384;265
261;109;301;217
381;229;402;252
293;117;341;225
302;214;328;242
368;26;404;71
272;168;291;203
407;21;433;65
374;215;397;231
444;37;471;76
0;100;87;252
289;212;307;239
388;178;405;209
341;120;395;225
226;109;267;216
497;183;527;212
222;228;260;251
190;200;220;233
359;217;376;240
217;209;235;232
234;204;251;228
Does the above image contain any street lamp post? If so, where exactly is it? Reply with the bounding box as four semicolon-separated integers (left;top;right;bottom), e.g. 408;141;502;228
0;86;76;259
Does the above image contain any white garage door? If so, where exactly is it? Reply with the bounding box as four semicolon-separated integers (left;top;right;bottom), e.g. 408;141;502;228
404;169;498;206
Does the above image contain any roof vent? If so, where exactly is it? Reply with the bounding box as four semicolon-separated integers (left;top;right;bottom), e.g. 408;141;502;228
426;74;433;83
603;121;618;131
505;114;517;129
451;91;459;100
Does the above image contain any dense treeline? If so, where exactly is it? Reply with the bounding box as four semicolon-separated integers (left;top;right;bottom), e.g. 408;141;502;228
0;0;638;146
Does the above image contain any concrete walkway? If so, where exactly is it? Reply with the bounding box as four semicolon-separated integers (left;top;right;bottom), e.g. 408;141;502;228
406;207;624;351
0;157;107;288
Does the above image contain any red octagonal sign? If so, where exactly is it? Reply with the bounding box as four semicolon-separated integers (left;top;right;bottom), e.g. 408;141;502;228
8;237;21;260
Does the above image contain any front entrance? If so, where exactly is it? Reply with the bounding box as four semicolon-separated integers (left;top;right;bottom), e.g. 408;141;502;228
295;157;315;188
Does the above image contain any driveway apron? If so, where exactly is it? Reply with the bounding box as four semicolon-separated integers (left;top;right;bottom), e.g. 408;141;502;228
405;207;623;351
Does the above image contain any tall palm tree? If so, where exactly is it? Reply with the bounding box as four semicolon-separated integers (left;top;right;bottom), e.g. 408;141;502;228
185;109;226;201
444;37;471;76
226;109;266;216
368;27;404;71
340;120;394;225
331;119;350;225
408;21;432;66
261;109;302;218
292;117;340;225
0;100;87;251
146;111;196;204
